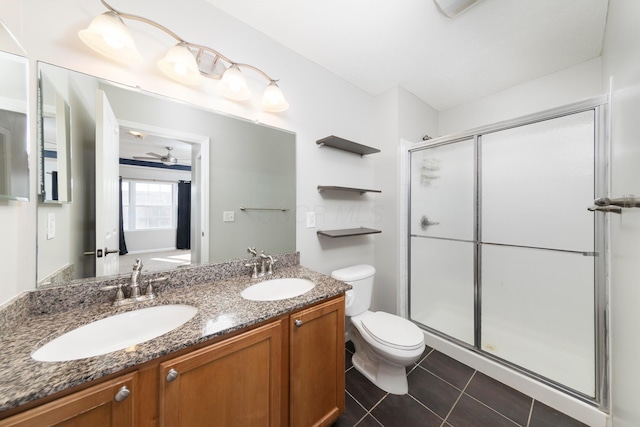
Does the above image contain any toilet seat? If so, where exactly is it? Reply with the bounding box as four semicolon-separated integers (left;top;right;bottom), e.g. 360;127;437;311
359;312;424;351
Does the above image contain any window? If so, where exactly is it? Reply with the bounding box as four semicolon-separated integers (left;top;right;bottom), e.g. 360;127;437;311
122;179;177;231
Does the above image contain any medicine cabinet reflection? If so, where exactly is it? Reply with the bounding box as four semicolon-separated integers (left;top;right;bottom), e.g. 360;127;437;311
39;73;72;203
0;49;29;201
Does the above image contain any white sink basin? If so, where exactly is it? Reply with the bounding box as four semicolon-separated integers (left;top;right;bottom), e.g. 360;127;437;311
31;304;198;362
241;278;315;301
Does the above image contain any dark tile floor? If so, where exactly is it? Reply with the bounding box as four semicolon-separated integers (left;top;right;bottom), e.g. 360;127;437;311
333;341;588;427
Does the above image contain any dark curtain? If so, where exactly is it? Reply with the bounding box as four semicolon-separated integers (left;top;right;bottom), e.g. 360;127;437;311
119;177;128;255
176;181;191;250
51;171;58;201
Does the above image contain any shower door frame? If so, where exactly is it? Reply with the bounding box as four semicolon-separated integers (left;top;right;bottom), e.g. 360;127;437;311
407;95;610;410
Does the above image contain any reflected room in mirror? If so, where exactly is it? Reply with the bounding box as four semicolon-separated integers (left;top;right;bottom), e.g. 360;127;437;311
36;62;296;288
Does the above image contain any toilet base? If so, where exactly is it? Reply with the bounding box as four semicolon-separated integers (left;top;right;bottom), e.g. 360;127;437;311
349;325;413;395
351;351;410;395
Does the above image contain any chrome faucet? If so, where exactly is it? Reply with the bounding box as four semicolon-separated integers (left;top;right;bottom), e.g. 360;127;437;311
260;251;276;276
245;247;276;278
100;259;162;306
130;259;143;299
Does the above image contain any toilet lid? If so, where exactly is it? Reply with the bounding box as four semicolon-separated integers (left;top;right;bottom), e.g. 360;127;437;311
360;312;424;350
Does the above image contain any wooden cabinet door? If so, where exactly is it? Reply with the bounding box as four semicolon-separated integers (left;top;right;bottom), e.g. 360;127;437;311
0;372;137;427
159;321;282;427
290;296;345;427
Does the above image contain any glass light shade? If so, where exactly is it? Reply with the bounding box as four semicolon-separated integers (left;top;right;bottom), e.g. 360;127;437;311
218;64;251;101
78;12;143;65
158;43;202;86
261;81;289;112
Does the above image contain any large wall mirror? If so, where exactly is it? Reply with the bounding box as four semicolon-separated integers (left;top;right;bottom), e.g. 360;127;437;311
36;62;296;287
0;21;28;201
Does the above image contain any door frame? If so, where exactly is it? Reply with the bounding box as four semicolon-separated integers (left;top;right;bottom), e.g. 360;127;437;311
117;119;210;265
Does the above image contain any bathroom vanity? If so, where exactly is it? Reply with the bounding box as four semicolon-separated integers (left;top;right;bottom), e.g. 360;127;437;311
0;258;347;427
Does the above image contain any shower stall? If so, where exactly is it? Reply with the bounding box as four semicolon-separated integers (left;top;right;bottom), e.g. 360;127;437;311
408;98;608;407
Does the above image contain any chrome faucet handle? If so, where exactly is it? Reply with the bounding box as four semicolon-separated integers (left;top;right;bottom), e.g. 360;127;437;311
144;276;166;299
245;262;259;279
247;247;258;257
99;283;128;306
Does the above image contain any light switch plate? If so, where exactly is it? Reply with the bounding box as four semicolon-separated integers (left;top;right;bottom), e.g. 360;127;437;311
47;213;56;240
223;211;235;222
306;212;316;228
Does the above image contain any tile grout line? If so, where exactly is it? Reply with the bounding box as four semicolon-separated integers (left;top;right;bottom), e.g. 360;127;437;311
405;393;448;425
413;363;470;393
441;369;478;426
462;389;526;426
526;399;535;427
347;389;387;427
345;389;369;414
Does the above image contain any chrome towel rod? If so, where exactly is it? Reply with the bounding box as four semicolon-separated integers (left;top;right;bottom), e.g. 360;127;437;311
240;207;289;212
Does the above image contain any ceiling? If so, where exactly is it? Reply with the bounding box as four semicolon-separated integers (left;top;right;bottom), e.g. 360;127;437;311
119;128;192;166
205;0;609;111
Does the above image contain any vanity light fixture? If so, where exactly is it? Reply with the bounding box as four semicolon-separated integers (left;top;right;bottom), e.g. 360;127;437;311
78;0;289;112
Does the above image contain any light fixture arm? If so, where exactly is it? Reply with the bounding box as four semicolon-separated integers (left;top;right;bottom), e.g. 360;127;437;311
100;0;185;43
99;0;277;82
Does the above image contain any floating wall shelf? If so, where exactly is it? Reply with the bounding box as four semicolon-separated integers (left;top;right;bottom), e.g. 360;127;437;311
317;185;382;195
317;227;382;238
316;135;380;156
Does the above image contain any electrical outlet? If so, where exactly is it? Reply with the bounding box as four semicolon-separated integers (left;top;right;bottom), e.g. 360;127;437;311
306;212;316;228
223;211;235;222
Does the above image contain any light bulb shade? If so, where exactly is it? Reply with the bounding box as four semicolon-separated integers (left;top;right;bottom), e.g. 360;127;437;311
218;64;251;101
261;81;289;112
158;43;202;85
78;12;143;65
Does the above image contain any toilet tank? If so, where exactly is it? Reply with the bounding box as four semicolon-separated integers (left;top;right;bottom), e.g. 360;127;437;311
331;264;376;317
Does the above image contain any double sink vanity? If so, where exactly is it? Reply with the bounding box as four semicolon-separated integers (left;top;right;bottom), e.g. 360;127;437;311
0;253;349;426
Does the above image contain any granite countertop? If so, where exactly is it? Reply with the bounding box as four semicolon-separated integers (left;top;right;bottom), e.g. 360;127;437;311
0;265;350;413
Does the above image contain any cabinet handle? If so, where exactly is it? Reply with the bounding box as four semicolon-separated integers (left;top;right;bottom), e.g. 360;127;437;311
166;368;179;382
294;319;303;327
114;386;130;402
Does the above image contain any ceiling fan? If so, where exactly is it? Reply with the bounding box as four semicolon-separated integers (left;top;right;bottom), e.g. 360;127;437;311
133;146;182;166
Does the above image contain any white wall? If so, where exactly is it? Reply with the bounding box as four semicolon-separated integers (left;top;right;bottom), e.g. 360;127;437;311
0;0;379;304
601;0;640;425
438;58;603;136
373;87;438;315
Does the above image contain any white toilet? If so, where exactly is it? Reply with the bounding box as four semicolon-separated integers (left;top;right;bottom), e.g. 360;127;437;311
331;264;425;395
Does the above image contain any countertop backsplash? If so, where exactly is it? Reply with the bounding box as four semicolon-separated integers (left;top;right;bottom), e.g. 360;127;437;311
20;252;300;319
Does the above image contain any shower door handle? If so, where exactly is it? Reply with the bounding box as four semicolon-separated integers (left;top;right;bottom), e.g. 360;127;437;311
588;206;622;214
594;195;640;208
420;215;440;231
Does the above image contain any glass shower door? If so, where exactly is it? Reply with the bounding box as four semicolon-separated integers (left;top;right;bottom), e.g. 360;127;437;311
409;139;475;345
480;111;596;397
